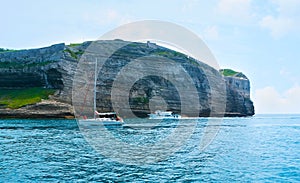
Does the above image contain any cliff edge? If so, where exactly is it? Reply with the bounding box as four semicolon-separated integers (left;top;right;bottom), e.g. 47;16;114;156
0;40;254;118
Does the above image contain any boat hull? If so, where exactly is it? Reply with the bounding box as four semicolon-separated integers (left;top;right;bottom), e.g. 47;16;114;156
148;113;181;119
148;116;181;119
78;118;123;126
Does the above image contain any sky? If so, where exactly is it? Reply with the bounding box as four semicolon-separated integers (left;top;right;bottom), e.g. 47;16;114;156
1;0;300;114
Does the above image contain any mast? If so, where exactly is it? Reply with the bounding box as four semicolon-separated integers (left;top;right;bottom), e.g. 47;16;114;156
93;58;97;119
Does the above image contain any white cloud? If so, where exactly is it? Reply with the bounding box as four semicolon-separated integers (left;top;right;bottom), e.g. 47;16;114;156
259;15;293;38
216;0;252;19
279;67;299;83
254;85;300;114
83;8;133;27
271;0;300;16
279;68;290;77
259;0;300;38
203;25;219;40
181;0;200;12
106;9;119;21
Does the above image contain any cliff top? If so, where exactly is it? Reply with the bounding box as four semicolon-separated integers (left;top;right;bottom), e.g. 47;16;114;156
219;69;248;79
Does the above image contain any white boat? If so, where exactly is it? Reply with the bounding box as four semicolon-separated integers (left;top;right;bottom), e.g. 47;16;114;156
81;112;123;126
148;110;181;119
78;58;123;126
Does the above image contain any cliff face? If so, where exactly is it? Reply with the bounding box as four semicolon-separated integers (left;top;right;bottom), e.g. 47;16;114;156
0;42;91;103
0;43;65;88
224;76;254;116
0;40;254;118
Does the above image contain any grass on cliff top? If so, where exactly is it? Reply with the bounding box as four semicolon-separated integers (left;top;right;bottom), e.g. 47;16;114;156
220;69;240;76
0;87;56;109
68;43;82;47
0;48;18;53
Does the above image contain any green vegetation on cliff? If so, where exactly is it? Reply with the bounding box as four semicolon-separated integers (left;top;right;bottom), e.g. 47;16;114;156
220;69;239;76
131;97;149;104
0;48;17;53
220;69;248;79
0;87;56;109
68;43;82;47
64;48;84;60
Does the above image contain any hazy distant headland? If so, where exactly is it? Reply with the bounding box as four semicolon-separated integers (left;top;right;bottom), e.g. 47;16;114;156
0;40;254;118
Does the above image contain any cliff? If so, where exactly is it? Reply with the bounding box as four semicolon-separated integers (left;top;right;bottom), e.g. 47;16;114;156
0;40;254;118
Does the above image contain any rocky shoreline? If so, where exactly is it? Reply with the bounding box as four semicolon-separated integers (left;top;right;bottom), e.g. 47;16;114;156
0;100;74;119
0;99;251;119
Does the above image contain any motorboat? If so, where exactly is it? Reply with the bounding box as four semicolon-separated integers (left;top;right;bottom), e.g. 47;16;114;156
148;110;181;119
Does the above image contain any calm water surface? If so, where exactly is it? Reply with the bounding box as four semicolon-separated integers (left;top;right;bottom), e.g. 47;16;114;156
1;114;300;182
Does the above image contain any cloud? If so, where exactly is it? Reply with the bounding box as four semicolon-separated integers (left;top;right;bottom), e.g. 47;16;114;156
254;85;300;114
271;0;300;16
279;67;299;83
216;0;252;19
106;9;119;22
83;8;133;27
259;15;294;38
203;25;219;40
279;68;290;77
181;0;200;12
259;0;300;38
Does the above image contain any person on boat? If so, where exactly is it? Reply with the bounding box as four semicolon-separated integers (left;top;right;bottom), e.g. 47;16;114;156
116;115;124;122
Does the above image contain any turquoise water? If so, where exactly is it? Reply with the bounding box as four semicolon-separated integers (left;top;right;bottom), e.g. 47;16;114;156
1;115;300;182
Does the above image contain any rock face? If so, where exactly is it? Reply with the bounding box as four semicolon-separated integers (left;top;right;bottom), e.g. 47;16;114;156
0;40;254;118
0;43;65;88
0;99;74;119
224;76;254;116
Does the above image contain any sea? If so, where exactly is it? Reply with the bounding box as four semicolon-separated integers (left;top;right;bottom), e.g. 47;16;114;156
1;114;300;182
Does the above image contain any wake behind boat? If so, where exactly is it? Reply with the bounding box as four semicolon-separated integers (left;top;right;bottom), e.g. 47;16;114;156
148;110;181;119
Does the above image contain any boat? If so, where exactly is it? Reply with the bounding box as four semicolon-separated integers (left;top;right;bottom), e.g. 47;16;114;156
148;110;181;119
78;58;123;126
81;112;123;126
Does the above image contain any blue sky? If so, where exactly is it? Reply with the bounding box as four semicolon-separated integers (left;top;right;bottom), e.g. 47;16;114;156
1;0;300;114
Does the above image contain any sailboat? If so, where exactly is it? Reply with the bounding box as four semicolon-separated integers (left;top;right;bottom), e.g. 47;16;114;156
79;58;124;126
